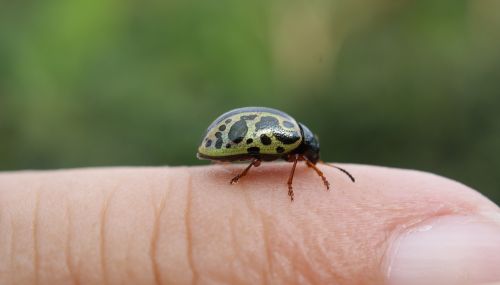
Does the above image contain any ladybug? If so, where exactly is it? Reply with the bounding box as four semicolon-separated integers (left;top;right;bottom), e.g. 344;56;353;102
197;107;354;201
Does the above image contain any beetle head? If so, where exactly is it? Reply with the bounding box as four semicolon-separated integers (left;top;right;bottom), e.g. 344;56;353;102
298;123;320;164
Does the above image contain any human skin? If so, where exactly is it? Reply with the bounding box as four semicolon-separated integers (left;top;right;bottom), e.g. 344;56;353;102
0;163;499;285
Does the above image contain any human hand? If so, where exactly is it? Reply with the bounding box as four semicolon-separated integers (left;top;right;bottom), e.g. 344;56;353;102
1;163;499;285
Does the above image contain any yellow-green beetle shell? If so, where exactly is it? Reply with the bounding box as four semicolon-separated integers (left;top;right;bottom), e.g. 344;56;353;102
197;107;303;160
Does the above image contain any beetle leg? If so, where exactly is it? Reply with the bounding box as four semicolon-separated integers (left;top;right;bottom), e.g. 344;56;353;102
287;154;299;201
230;158;260;184
304;158;330;190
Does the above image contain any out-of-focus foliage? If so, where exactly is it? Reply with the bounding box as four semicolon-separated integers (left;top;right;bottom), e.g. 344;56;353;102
1;0;499;202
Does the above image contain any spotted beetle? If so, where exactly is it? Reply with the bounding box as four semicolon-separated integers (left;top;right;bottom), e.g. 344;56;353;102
197;107;354;201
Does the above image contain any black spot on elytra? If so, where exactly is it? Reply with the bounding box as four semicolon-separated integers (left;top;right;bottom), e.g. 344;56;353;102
219;125;226;131
215;138;223;149
247;147;260;154
283;120;295;128
215;132;222;138
276;146;285;153
274;131;300;144
246;138;253;144
255;116;279;131
225;143;231;148
260;134;272;145
241;114;258;120
205;139;212;147
225;119;232;124
228;119;248;144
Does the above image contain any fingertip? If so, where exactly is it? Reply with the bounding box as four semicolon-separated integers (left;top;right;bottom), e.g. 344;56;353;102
189;163;500;283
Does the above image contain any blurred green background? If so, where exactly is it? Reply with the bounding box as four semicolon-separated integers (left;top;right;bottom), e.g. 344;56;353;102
1;0;499;203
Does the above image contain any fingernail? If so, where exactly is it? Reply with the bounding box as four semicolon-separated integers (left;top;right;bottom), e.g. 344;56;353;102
385;215;500;285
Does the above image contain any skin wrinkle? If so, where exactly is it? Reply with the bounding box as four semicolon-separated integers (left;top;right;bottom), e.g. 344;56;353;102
100;187;116;285
375;230;391;275
308;229;341;282
185;172;199;285
277;224;297;284
149;180;170;285
293;234;317;285
235;187;259;284
259;212;272;285
100;198;108;285
125;240;134;282
65;198;80;285
9;213;15;284
242;188;271;285
0;194;12;284
0;197;2;280
317;219;345;282
297;195;338;284
228;212;245;284
33;189;40;285
2;188;12;285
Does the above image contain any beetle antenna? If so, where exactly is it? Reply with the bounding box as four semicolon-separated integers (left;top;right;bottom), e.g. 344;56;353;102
319;161;355;182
